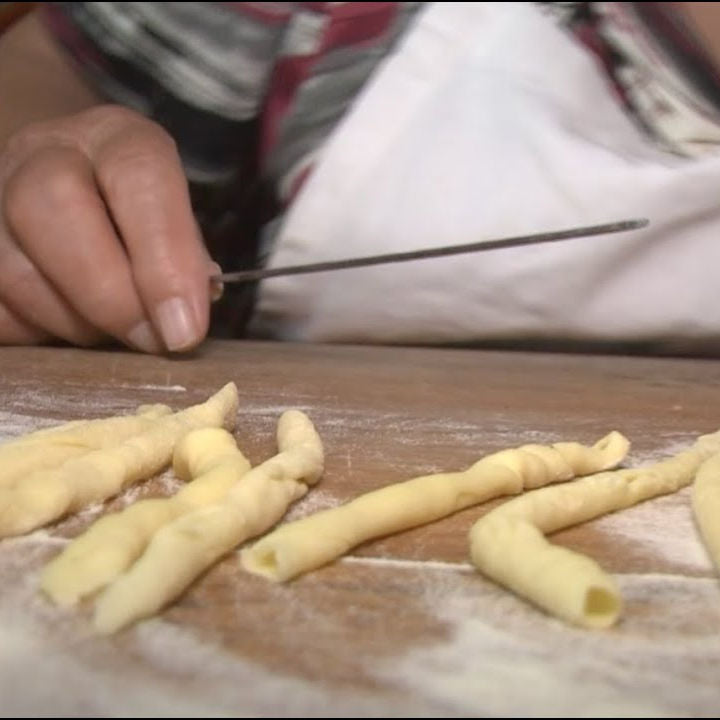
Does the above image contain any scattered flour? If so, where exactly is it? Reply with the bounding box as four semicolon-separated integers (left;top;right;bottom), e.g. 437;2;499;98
627;436;701;466
0;529;409;717
2;406;720;716
283;489;340;522
118;383;187;392
376;570;720;718
343;556;472;573
0;540;436;717
589;486;713;572
0;411;64;441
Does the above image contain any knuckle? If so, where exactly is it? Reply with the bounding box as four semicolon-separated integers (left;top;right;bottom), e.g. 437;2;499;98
2;119;57;159
1;105;157;170
41;163;88;206
81;104;146;133
2;128;35;161
3;148;88;230
95;124;178;190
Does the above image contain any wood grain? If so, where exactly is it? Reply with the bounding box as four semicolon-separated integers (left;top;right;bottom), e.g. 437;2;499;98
1;340;719;716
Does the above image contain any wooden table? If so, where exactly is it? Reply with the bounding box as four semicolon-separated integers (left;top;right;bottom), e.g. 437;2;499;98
1;340;719;717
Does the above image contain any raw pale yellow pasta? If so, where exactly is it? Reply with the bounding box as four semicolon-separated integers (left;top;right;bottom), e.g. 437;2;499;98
469;428;720;629
691;451;720;574
0;383;239;537
93;409;324;634
40;427;251;606
240;431;630;583
0;404;172;487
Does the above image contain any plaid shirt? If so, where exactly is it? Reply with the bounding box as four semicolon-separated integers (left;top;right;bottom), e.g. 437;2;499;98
43;3;421;201
41;2;720;333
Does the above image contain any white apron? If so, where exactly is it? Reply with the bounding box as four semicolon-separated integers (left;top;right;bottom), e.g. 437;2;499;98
249;2;720;351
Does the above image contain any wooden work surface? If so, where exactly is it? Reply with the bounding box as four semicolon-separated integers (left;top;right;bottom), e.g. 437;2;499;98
1;339;719;717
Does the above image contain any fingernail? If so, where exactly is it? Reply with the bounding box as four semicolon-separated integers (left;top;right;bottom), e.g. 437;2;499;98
127;320;162;354
155;296;199;351
209;262;224;303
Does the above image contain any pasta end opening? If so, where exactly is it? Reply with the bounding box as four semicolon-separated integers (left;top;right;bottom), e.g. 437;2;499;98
243;547;281;580
583;586;620;628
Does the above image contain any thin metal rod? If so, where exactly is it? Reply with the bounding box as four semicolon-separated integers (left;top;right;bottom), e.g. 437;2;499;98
214;218;649;284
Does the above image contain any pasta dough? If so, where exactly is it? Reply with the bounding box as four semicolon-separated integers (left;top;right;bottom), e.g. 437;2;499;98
0;383;239;537
93;409;324;634
0;404;172;487
240;431;630;583
691;451;720;574
40;427;251;607
469;427;720;629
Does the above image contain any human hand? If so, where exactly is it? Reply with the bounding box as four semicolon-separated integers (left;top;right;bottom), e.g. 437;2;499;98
0;105;216;352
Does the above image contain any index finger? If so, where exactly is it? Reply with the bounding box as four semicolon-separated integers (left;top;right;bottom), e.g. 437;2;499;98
89;111;214;352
